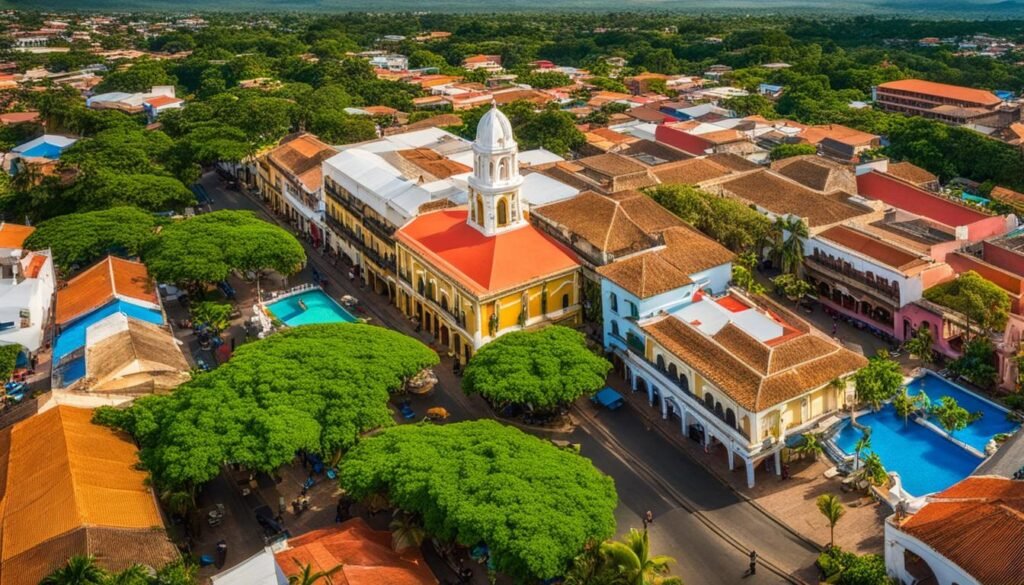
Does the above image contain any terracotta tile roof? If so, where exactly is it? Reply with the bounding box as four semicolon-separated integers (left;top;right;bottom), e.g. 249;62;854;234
396;209;579;297
534;191;661;257
642;299;865;410
611;191;687;234
85;317;190;395
0;406;177;585
399;114;463;133
396;148;471;179
992;185;1024;206
55;256;158;325
143;95;182;108
597;252;693;298
596;225;734;299
706;152;760;171
577;153;648;177
653;158;734;185
772;156;851;192
899;477;1024;585
800;124;877;146
698;129;746;145
877;79;1001;107
266;133;337;193
886;161;938;187
658;226;736;275
0;223;34;249
718;170;869;227
275;518;437;585
0;112;39;125
817;225;930;274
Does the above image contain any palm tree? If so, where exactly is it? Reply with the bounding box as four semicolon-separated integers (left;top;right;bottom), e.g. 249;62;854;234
152;560;197;585
794;433;824;461
41;555;107;585
861;453;888;487
816;493;845;549
852;430;871;471
563;546;621;585
288;562;343;585
782;217;806;276
771;216;808;275
103;565;151;585
389;510;426;551
600;528;683;585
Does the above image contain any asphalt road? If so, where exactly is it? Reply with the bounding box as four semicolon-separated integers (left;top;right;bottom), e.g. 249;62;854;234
203;173;818;585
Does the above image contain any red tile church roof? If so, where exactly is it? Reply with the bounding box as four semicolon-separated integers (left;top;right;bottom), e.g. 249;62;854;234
396;209;579;297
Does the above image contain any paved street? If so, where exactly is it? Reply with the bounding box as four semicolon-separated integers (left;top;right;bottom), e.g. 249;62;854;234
202;172;818;584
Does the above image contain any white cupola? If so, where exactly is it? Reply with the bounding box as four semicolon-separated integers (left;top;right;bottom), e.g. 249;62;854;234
467;104;526;236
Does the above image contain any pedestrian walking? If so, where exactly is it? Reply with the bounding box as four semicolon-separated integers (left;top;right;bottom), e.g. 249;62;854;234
642;509;654;529
335;499;345;523
748;550;757;576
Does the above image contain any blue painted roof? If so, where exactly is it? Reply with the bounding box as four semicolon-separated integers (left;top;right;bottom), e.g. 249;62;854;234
995;90;1016;100
759;83;784;92
61;357;86;386
53;300;163;362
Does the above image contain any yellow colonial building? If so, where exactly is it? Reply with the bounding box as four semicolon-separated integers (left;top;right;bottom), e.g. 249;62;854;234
395;106;583;363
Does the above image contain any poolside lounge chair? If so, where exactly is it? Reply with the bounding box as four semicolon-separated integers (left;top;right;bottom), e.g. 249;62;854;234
823;466;841;479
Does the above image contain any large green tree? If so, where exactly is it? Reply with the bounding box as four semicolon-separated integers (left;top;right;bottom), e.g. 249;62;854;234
854;353;902;411
647;184;773;255
24;207;159;271
95;323;438;491
339;420;617;582
143;210;305;291
924;271;1011;334
462;326;611;411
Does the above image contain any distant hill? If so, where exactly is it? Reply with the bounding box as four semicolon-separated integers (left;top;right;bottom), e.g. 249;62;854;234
4;0;1024;15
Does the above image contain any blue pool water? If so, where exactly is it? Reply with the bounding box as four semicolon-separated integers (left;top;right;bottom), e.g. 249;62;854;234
19;143;64;159
266;290;356;326
834;373;1019;496
905;373;1018;451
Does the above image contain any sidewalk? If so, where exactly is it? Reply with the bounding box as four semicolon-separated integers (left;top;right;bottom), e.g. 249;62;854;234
609;374;886;556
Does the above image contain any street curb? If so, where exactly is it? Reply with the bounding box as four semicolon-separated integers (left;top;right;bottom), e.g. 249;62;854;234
621;392;826;556
573;403;810;585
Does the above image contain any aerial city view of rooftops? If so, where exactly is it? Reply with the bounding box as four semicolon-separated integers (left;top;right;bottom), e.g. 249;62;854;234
1;2;1024;584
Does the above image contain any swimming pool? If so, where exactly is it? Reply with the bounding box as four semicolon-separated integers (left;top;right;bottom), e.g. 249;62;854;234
266;290;356;326
905;373;1018;452
834;372;1019;496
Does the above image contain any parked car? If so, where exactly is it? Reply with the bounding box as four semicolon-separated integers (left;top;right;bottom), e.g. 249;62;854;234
158;283;184;302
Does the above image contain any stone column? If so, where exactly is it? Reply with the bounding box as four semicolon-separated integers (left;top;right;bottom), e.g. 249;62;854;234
745;459;755;488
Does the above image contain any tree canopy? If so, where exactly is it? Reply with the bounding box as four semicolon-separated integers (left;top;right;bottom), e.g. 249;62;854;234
854;353;902;411
339;420;617;582
462;326;610;411
24;207;159;272
95;323;438;490
143;210;305;289
923;271;1011;334
647;184;774;255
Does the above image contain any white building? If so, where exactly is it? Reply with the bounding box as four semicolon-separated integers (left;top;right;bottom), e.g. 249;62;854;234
884;476;1023;585
599;228;867;487
0;223;55;357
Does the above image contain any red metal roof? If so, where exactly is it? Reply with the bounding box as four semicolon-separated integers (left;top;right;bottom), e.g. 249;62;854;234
396;209;579;297
55;256;158;325
877;79;1001;107
900;477;1024;585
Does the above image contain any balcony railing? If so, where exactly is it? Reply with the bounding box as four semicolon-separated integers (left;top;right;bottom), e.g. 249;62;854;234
364;215;396;239
363;247;397;273
805;256;900;303
324;183;363;217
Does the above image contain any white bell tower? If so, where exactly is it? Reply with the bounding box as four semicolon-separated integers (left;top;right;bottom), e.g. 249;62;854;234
467;104;526;236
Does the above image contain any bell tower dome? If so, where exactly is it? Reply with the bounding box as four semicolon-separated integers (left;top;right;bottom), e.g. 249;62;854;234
467;104;526;236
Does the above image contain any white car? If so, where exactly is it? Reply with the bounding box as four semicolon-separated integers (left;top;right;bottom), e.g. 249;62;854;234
158;283;184;302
